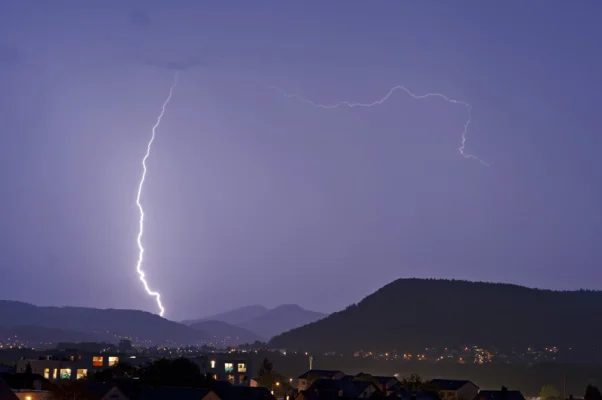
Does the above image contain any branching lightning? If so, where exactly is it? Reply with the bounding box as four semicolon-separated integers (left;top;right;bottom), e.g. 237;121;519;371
270;85;489;166
135;71;179;317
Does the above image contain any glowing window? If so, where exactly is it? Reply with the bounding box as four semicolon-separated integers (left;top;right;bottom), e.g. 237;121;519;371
76;369;88;380
227;374;235;384
108;356;119;367
224;363;233;373
43;368;50;379
52;369;57;380
59;368;71;379
238;363;246;373
210;360;216;368
92;356;103;367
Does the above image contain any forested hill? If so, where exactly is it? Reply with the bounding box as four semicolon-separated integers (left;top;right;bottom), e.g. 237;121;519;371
269;279;602;353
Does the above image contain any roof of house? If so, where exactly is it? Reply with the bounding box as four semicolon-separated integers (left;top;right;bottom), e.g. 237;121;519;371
0;373;60;394
0;378;19;400
308;378;376;398
388;390;441;400
213;381;274;400
299;370;344;379
478;390;526;400
430;379;477;391
373;376;399;385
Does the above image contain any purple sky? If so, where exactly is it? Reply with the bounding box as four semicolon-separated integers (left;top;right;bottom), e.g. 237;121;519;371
1;1;601;321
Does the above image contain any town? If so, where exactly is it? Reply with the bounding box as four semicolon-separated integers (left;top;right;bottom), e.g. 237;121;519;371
1;339;600;400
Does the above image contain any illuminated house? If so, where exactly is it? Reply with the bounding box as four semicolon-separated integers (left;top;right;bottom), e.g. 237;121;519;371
16;352;124;382
430;379;479;400
190;355;252;386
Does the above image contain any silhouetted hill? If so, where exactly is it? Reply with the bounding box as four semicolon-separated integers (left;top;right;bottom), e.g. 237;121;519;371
185;304;327;339
269;279;602;352
238;304;327;339
183;305;268;326
189;320;265;346
0;300;209;346
0;325;105;346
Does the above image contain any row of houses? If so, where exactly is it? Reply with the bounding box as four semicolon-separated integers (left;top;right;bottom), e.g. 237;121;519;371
14;350;252;386
294;369;526;400
0;372;274;400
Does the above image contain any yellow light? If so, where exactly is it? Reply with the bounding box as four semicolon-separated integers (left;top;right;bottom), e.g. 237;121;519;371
276;382;280;386
26;397;32;400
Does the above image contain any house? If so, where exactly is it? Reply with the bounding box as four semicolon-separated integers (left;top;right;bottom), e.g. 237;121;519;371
296;378;378;399
212;381;275;400
297;370;346;391
388;390;441;400
475;387;526;400
100;385;220;400
0;377;19;400
351;374;399;395
430;380;479;400
0;373;60;400
191;355;252;386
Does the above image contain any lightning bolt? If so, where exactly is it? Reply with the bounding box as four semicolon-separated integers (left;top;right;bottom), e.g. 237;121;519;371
135;71;179;317
269;85;490;166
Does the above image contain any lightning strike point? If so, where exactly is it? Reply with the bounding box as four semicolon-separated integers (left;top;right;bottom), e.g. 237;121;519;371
135;71;179;317
269;85;490;166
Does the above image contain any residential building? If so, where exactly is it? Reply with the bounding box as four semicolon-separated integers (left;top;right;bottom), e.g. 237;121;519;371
476;388;526;400
16;351;129;382
297;370;345;391
99;385;220;400
430;379;479;400
0;373;60;400
190;354;252;386
296;378;378;399
0;377;18;400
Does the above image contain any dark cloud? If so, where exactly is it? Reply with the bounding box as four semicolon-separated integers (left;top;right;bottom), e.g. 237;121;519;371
128;10;152;29
0;44;21;66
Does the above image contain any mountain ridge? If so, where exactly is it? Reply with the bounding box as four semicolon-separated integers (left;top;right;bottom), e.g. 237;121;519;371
0;300;209;346
184;304;327;339
268;278;602;352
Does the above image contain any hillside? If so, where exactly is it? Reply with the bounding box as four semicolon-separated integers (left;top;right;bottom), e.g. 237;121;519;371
238;304;326;339
268;279;602;352
189;320;265;346
0;325;106;347
183;305;269;326
0;300;208;346
186;304;327;339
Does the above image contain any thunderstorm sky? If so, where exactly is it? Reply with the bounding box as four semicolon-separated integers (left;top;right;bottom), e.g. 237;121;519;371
1;1;602;320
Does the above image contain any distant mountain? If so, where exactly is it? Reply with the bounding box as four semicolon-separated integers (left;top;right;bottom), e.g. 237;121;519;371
185;304;327;339
0;300;209;346
183;305;269;326
269;279;602;352
189;320;265;346
0;325;106;347
238;304;326;339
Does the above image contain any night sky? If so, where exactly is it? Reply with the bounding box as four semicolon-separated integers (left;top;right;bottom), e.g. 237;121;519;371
1;1;601;321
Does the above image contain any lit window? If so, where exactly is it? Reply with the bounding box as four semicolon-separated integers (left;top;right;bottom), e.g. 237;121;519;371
224;363;233;373
238;363;246;373
76;369;88;380
92;356;104;367
210;360;216;368
43;368;50;379
69;355;75;361
52;369;58;380
59;368;72;379
108;356;119;367
227;374;235;384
